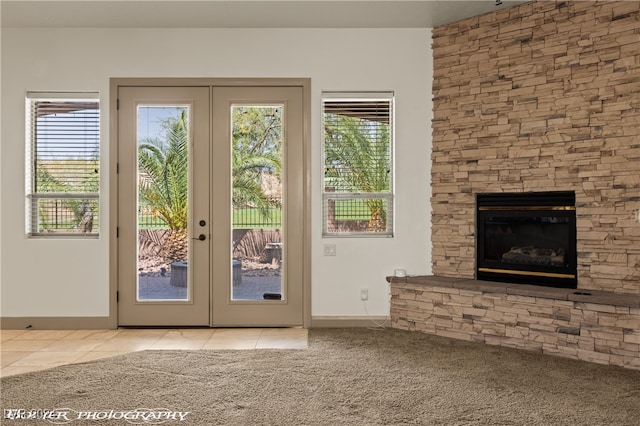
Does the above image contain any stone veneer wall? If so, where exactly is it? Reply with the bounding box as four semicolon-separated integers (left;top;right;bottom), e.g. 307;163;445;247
390;276;640;369
431;0;640;294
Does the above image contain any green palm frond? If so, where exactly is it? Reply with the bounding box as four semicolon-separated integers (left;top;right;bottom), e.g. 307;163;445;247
36;165;98;230
138;110;189;231
138;107;284;232
324;115;390;192
324;114;390;226
231;107;283;223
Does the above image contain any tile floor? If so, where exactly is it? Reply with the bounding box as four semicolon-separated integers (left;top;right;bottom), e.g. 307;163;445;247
0;328;308;377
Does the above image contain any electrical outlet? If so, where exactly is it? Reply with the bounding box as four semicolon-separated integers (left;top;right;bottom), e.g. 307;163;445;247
323;244;336;256
360;288;369;301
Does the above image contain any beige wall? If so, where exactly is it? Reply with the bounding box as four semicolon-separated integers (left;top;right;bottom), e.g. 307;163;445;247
431;0;640;294
1;28;432;319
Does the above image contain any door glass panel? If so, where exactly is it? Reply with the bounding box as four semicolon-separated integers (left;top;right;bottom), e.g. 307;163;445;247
137;106;190;301
231;106;284;301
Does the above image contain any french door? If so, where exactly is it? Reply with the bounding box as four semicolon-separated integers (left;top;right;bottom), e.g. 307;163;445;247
117;86;210;326
211;86;304;326
115;81;307;327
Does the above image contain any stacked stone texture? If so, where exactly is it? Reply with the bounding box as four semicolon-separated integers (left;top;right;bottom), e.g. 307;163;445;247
431;0;640;293
390;277;640;369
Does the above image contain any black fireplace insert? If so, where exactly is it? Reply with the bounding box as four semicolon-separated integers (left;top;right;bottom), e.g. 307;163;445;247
476;191;577;288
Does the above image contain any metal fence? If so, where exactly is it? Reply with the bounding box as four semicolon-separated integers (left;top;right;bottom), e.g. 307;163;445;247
138;204;281;229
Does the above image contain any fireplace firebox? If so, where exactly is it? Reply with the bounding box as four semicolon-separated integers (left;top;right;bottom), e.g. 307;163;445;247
476;191;577;288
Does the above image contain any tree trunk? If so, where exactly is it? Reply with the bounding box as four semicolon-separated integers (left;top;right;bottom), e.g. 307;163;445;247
161;228;189;263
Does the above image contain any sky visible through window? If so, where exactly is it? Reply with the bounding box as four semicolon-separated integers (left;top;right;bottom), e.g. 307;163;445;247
35;107;99;160
137;106;187;142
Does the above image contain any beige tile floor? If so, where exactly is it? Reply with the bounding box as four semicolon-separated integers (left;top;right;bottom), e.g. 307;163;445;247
0;328;307;377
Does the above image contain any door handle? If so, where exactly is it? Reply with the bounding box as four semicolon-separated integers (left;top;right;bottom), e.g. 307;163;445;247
193;234;207;241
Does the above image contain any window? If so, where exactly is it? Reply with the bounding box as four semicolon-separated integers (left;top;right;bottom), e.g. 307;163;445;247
26;92;100;237
322;92;394;237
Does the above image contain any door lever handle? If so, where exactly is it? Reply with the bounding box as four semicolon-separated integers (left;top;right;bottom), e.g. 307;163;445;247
193;234;206;241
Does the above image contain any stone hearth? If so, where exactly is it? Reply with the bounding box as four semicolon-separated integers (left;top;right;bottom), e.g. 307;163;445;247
389;276;640;370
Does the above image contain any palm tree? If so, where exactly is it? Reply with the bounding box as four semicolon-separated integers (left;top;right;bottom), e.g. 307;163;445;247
138;110;189;263
323;114;391;231
231;106;282;220
36;162;99;233
138;108;283;263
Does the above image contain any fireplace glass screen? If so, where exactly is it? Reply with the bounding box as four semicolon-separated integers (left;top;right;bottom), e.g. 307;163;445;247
476;192;577;288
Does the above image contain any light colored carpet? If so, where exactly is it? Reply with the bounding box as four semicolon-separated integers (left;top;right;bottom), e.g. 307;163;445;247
2;328;639;425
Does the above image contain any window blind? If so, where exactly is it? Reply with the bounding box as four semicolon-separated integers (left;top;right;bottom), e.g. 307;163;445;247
322;92;394;237
26;92;100;237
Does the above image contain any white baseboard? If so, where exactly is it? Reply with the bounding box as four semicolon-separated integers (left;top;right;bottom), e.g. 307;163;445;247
2;315;391;330
310;316;390;328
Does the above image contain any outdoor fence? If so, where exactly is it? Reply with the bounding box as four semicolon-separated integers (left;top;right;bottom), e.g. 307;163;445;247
139;206;281;230
138;228;281;261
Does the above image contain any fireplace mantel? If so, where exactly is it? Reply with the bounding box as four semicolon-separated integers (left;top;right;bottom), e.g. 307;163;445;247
386;275;640;308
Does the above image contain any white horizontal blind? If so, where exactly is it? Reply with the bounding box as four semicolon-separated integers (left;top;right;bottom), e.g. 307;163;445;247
26;92;100;237
322;92;394;237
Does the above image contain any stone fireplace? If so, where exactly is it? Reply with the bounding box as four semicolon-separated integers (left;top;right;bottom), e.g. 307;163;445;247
476;191;577;288
391;1;640;370
429;0;639;294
